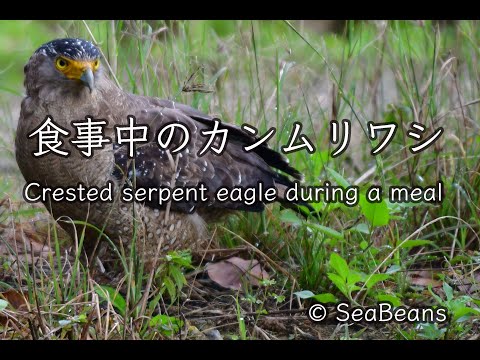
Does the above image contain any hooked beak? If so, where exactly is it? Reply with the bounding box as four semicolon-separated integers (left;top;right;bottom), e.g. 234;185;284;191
80;67;95;93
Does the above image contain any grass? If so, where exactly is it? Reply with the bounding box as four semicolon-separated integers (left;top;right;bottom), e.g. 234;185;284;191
1;20;480;339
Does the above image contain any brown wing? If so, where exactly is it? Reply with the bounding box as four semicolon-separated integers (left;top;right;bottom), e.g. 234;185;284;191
155;99;303;181
112;105;301;214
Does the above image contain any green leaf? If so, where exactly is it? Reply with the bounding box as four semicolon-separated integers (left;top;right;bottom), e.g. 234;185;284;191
270;293;285;304
0;299;8;311
450;255;472;265
347;271;364;286
386;265;402;274
376;294;402;307
58;315;86;328
418;323;446;340
364;274;390;289
294;290;315;299
169;267;187;289
428;284;444;306
328;272;348;297
294;290;337;303
329;253;350;279
348;285;362;293
148;286;166;313
359;194;390;227
306;201;324;213
325;167;351;187
149;314;183;336
166;251;192;268
279;209;303;226
235;297;247;340
307;223;344;239
398;239;434;249
443;282;453;302
58;319;73;327
450;305;480;322
313;293;337;303
470;298;480;307
389;215;406;221
351;223;370;234
162;277;177;302
311;150;330;172
95;285;126;317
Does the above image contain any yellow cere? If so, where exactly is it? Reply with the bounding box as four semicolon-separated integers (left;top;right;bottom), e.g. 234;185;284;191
55;56;100;79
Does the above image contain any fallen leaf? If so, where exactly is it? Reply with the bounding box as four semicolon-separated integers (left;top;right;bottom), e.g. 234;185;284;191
0;197;71;262
206;257;269;290
0;290;29;310
0;290;29;325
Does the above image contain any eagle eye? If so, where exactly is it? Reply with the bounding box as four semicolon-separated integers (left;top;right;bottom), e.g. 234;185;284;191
55;57;69;70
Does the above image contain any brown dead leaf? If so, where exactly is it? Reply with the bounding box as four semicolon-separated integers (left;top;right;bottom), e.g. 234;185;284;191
0;223;50;255
0;222;53;266
0;197;49;257
0;290;29;310
206;257;269;290
0;196;71;260
0;290;29;325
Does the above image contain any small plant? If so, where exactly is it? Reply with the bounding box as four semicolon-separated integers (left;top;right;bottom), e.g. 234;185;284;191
235;296;248;340
156;250;193;303
149;314;184;337
428;282;480;339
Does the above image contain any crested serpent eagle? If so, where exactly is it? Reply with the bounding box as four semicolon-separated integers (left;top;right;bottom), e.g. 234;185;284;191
15;38;307;270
